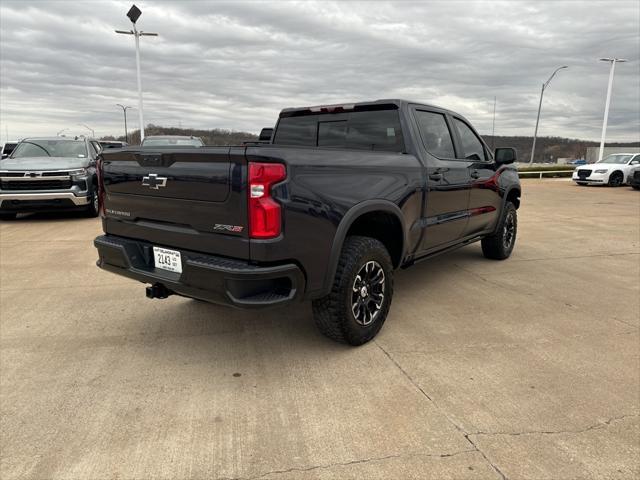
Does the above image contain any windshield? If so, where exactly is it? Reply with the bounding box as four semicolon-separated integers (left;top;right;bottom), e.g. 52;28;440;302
597;154;633;164
142;137;203;147
10;140;87;158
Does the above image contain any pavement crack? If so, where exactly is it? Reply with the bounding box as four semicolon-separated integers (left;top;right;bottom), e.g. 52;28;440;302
468;413;639;438
464;434;508;480
375;341;508;479
227;449;478;480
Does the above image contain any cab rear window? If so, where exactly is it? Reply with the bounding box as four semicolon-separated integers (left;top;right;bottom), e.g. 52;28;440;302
274;108;405;152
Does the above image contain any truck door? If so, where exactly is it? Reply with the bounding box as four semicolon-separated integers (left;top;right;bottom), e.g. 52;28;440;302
450;117;501;237
412;108;471;251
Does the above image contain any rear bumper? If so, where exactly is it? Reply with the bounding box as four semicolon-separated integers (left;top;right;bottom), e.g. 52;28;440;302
94;234;305;308
0;191;90;211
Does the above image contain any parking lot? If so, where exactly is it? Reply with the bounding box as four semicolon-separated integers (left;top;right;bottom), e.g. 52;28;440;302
1;180;638;479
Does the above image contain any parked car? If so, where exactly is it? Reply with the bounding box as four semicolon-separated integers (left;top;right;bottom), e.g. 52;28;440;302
570;159;587;165
1;141;19;159
0;137;102;219
99;141;128;149
94;99;521;345
628;165;640;190
141;135;204;147
572;153;640;186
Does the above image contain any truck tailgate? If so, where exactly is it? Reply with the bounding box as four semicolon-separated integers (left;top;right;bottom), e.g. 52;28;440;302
100;146;249;259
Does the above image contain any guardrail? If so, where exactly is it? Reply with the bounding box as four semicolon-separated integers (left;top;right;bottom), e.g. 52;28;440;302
518;170;574;179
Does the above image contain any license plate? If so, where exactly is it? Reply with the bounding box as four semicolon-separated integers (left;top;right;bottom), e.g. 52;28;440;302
153;247;182;273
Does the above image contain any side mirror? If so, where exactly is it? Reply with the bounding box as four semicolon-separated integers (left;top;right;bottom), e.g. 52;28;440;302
495;147;517;165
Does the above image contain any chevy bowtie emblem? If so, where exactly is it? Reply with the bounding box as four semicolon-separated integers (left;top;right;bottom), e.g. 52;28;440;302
142;173;168;189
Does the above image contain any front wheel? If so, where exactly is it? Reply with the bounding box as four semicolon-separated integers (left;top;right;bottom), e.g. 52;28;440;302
481;201;517;260
0;212;17;221
633;185;640;191
608;171;624;187
85;189;99;217
312;236;393;345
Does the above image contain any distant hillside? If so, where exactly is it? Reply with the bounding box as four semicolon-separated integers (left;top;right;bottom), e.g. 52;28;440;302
100;127;636;163
482;135;638;162
100;125;258;146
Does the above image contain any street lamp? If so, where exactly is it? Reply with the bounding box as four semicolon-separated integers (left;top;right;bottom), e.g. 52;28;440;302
116;104;133;143
597;58;627;162
115;4;158;142
78;123;95;138
56;128;69;136
529;65;568;164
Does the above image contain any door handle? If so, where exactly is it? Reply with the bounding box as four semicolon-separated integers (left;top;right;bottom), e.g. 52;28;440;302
429;173;443;181
470;170;480;179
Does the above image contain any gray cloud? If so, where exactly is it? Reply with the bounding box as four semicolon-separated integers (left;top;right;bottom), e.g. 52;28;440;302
1;0;638;142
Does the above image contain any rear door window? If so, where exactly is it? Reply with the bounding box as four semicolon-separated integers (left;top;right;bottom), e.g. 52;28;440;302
414;110;456;158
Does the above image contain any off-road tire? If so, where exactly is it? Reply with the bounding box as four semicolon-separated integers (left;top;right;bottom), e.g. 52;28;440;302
608;171;624;187
0;213;16;221
312;236;393;346
85;189;99;217
481;201;517;260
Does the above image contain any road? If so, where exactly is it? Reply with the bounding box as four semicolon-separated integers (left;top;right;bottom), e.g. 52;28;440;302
1;181;639;479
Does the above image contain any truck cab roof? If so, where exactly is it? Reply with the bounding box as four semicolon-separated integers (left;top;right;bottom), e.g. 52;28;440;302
279;99;450;117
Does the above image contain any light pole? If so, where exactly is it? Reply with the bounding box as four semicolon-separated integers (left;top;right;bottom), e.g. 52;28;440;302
115;5;158;143
529;65;568;164
56;128;69;136
78;123;95;138
597;58;627;162
116;104;132;143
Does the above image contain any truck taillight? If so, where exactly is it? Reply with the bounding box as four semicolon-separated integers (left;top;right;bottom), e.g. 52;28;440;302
96;157;105;217
248;162;286;239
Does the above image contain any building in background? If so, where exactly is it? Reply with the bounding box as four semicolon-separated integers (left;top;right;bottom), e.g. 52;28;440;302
586;146;640;163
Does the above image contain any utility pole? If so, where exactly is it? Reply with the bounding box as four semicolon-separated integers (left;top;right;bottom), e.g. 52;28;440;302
530;65;568;164
116;104;132;142
78;123;95;138
598;58;627;161
491;96;496;151
115;5;158;143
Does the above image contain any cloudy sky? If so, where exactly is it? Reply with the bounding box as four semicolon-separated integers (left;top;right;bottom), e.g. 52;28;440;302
1;0;638;142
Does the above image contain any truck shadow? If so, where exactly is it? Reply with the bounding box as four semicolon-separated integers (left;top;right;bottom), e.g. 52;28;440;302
147;245;484;350
10;211;95;222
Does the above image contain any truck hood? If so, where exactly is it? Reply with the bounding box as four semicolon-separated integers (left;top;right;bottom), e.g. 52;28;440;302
0;157;89;171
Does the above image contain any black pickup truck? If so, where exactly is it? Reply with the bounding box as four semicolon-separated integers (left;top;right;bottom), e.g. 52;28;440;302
94;99;520;345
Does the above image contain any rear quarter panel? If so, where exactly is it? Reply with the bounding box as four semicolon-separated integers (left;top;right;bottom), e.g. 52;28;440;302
247;145;423;297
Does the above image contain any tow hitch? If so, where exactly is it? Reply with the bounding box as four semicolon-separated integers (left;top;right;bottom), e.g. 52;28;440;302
146;283;172;299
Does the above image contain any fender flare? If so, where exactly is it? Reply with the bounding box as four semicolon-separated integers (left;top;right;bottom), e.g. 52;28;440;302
502;185;521;210
320;200;407;297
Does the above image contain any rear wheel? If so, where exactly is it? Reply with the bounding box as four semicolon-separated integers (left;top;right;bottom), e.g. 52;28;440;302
312;236;393;345
481;201;517;260
608;171;624;187
0;212;16;221
633;185;640;190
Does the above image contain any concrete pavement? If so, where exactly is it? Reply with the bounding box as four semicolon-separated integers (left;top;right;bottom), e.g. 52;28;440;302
1;181;639;479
